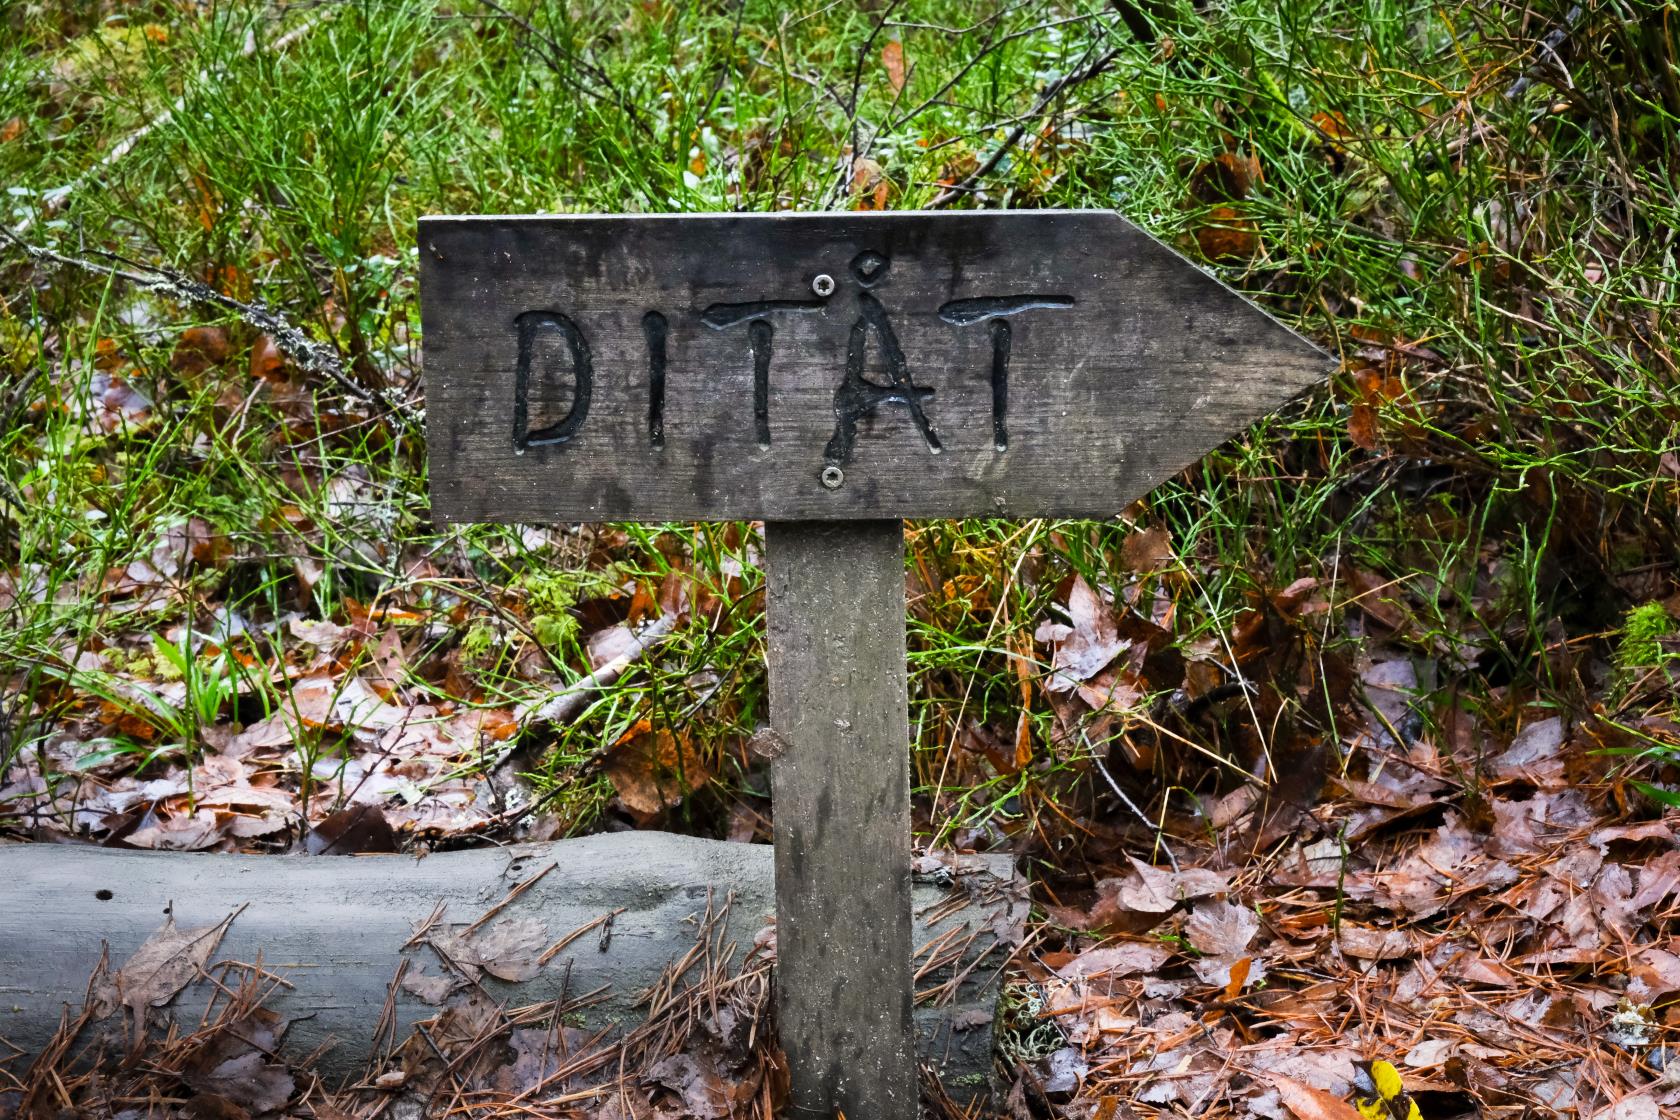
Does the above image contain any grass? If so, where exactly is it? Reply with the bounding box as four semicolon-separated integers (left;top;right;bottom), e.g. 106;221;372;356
1;0;1677;851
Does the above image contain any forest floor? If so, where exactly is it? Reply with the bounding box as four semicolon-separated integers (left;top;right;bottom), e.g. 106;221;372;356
2;1;1679;1117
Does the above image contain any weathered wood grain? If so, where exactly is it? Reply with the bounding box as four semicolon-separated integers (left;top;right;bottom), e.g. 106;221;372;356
420;210;1331;523
765;521;918;1120
0;834;1018;1102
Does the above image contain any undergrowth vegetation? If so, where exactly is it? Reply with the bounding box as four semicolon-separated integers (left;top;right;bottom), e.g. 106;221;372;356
1;0;1676;859
5;1;1680;1116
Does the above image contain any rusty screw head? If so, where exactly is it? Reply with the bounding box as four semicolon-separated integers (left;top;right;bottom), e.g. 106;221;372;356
820;465;845;490
811;273;836;297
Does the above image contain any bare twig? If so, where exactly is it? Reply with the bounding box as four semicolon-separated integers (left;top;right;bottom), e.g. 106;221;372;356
1505;4;1584;100
927;39;1123;208
826;0;906;208
474;0;659;144
514;611;682;729
1083;729;1181;872
536;907;627;966
463;860;557;936
0;228;419;425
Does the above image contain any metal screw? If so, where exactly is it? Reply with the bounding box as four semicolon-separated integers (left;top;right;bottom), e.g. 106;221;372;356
811;273;836;297
820;465;845;490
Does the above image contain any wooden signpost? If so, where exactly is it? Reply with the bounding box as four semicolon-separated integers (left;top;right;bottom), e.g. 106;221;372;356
420;210;1329;1119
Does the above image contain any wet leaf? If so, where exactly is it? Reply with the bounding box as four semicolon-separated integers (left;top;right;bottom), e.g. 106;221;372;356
1194;205;1258;261
1120;526;1173;573
1348;402;1379;449
1185;900;1259;957
604;721;710;818
1054;941;1172;980
110;913;236;1026
1112;857;1227;915
881;41;907;93
305;804;396;855
1265;1072;1365;1120
850;157;891;210
171;325;230;376
400;965;455;1004
460;917;550;983
646;1052;731;1118
249;335;287;381
187;1051;295;1115
1043;576;1128;692
1337;924;1413;960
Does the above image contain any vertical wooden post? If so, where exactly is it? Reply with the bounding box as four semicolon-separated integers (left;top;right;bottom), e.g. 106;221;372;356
765;520;917;1120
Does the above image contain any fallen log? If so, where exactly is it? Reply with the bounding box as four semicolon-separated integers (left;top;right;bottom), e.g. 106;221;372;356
0;833;1021;1106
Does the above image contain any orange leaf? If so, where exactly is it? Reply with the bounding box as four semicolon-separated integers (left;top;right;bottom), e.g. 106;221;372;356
1222;956;1252;1001
850;158;891;211
1012;632;1035;769
1194;205;1257;261
0;117;23;144
171;326;230;376
881;41;907;93
1348;402;1379;450
250;335;286;382
94;337;123;371
627;583;660;625
1312;110;1354;145
604;722;710;819
1264;1073;1364;1120
1212;150;1262;198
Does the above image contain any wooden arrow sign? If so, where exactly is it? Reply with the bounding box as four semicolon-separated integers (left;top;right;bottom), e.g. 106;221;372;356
418;209;1329;1120
420;210;1328;523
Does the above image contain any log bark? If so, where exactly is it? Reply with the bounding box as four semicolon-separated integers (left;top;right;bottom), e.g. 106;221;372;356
0;833;1020;1105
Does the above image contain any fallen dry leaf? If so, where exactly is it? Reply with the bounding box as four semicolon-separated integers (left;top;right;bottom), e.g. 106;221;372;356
170;325;230;376
1120;526;1173;573
1185;899;1259;957
1195;204;1258;260
306;804;396;855
401;966;456;1005
1043;576;1128;692
1055;940;1173;980
1112;857;1228;915
646;1052;731;1118
431;918;550;983
188;1050;295;1115
1592;1093;1661;1120
1337;923;1413;961
250;334;287;381
604;721;710;818
108;912;237;1028
850;157;891;210
1265;1072;1365;1120
471;917;550;982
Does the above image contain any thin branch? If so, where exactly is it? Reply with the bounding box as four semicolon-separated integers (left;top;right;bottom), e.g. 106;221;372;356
928;38;1123;208
474;0;659;144
1505;4;1583;100
515;611;682;729
0;228;419;425
885;10;1107;137
827;0;907;209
